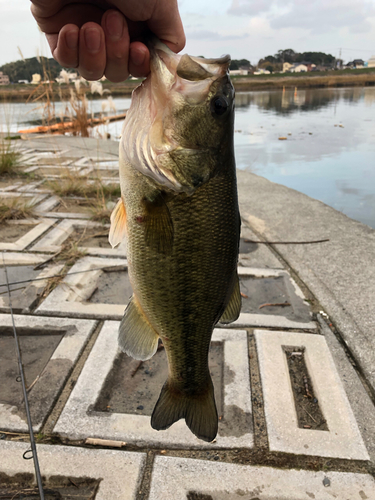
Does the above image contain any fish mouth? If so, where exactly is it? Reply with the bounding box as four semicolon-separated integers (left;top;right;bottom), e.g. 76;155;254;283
121;38;232;193
149;38;230;106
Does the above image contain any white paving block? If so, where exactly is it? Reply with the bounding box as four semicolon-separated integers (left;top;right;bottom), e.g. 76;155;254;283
0;218;56;251
149;456;375;500
0;252;51;265
0;441;144;500
255;330;370;460
232;313;316;330
54;322;253;448
36;256;127;318
0;315;96;432
31;218;126;257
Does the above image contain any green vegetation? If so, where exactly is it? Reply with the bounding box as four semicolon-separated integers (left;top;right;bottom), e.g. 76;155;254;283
258;49;337;72
230;59;251;70
0;139;20;175
0;57;64;83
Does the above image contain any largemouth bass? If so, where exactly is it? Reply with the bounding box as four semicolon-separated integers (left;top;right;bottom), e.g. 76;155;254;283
109;39;240;442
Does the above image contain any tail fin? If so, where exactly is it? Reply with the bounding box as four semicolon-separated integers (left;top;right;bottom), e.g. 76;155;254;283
151;378;218;442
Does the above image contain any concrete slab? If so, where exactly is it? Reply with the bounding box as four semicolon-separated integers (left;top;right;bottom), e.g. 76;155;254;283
232;313;316;330
255;330;370;460
54;322;253;448
149;456;375;500
0;440;145;500
31;218;126;257
0;218;56;251
237;169;375;393
318;315;375;463
239;224;283;268
0;252;51;266
0;314;96;432
36;256;128;319
0;263;63;313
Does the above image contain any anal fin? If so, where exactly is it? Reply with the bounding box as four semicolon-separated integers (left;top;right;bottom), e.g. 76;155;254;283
119;296;159;361
109;198;127;248
218;273;241;324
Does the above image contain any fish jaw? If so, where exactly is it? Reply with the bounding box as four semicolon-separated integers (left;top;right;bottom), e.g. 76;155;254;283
120;39;234;194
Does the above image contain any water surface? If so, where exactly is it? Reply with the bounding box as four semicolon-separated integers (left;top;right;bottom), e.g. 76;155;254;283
234;87;375;228
1;87;374;228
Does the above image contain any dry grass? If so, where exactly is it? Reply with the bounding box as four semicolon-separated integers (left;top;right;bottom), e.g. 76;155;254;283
0;197;36;224
44;168;119;224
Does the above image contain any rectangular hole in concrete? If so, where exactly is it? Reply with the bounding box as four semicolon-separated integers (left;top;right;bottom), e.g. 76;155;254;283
0;224;37;243
284;346;328;431
88;269;132;305
94;342;224;417
238;238;258;255
0;266;41;310
239;276;292;315
0;332;64;406
0;473;100;499
53;199;92;214
74;226;110;249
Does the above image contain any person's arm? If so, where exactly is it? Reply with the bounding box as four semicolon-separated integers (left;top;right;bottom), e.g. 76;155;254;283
30;0;185;81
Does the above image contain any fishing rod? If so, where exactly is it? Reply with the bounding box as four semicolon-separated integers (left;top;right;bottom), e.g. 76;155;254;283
2;254;45;500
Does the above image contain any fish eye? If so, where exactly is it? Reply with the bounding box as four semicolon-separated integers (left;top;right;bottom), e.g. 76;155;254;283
210;96;229;116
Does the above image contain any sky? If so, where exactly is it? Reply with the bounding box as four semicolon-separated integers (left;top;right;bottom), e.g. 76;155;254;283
0;0;375;67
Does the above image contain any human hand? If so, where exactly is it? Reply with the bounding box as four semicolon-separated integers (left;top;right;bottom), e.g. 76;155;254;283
30;0;185;82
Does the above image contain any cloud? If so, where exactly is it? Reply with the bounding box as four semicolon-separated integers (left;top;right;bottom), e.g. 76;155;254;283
228;0;277;16
228;0;375;35
186;29;248;41
270;0;375;34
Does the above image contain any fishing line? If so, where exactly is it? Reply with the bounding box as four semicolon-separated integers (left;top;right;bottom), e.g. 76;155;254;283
1;253;45;500
0;265;125;289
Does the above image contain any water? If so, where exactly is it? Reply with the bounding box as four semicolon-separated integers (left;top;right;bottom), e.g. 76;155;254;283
234;87;375;229
1;87;374;228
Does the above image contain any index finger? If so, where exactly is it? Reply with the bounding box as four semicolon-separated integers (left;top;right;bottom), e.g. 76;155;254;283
146;0;185;53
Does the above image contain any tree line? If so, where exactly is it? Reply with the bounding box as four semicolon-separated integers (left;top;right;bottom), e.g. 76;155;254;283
0;57;64;83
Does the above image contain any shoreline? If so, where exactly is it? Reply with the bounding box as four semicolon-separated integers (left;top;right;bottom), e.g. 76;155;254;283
1;70;374;102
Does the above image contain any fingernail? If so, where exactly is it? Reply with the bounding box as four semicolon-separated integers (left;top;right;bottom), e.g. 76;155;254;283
105;11;124;41
84;27;101;53
65;29;78;50
131;46;146;67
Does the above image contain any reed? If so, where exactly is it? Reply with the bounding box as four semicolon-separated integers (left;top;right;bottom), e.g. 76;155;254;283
0;197;36;223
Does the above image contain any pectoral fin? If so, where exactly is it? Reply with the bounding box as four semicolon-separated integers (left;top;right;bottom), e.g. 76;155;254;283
219;274;241;324
109;198;127;248
119;296;159;361
143;192;174;255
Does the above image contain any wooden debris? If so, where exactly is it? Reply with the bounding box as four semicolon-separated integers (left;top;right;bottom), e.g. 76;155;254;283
85;437;126;448
259;302;290;309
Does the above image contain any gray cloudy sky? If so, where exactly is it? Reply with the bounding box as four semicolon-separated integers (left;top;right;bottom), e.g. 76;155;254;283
0;0;374;67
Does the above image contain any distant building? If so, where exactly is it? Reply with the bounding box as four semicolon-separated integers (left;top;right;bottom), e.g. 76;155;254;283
230;67;250;76
18;79;29;84
353;59;365;68
0;72;10;85
289;63;308;73
254;68;270;75
368;55;375;68
31;73;41;84
282;62;293;72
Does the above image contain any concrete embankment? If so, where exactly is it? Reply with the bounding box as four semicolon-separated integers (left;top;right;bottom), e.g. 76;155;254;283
237;169;375;396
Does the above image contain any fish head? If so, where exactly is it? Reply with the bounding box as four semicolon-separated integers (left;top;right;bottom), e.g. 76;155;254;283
121;39;235;194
